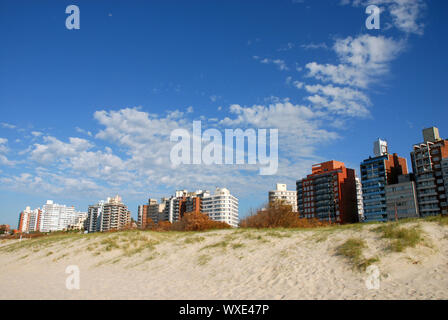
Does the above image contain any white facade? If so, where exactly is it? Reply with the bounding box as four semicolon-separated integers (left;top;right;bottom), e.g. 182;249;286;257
202;187;239;227
355;177;365;221
86;201;105;233
18;206;32;233
40;200;84;232
374;139;388;157
268;183;298;212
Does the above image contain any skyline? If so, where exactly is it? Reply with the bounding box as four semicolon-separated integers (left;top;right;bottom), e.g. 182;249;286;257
1;0;447;226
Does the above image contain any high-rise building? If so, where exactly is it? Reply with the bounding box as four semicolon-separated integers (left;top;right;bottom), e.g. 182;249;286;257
268;183;298;212
355;177;365;221
100;195;131;232
138;198;165;228
160;190;210;223
296;161;358;224
385;174;420;221
442;158;448;215
86;196;131;233
28;208;42;232
85;201;105;233
18;206;32;233
18;207;42;233
410;127;448;217
150;188;238;227
360;140;408;222
202;188;239;227
39;200;84;232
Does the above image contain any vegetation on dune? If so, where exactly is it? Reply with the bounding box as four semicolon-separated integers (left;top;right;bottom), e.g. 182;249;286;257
239;202;327;229
374;223;423;252
144;212;231;232
336;238;379;271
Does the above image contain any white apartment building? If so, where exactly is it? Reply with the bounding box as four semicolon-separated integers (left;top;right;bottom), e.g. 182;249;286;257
40;200;84;232
18;207;42;233
355;177;365;221
86;196;131;233
86;201;105;233
202;187;239;227
268;183;298;212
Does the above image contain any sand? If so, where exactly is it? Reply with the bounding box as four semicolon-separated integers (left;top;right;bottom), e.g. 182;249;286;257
0;220;447;300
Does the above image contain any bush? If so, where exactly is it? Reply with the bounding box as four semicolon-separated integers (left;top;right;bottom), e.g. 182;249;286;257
171;212;231;231
146;212;231;232
239;202;327;229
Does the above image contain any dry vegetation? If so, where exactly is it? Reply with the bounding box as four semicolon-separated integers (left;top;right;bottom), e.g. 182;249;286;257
239;202;328;229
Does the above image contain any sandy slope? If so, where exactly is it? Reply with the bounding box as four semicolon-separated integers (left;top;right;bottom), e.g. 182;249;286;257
0;221;447;300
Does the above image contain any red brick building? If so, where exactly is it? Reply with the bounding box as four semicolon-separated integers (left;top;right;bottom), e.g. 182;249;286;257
296;161;359;224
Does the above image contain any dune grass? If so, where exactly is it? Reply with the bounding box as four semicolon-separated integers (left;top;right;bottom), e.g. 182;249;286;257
374;223;423;252
336;238;379;271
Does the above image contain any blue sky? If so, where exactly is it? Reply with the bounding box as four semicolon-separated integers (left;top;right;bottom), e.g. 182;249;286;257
0;0;447;227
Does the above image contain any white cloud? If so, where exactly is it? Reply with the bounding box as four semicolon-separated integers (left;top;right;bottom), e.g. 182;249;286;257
253;56;289;71
301;42;328;50
305;84;371;117
76;127;93;137
30;136;94;163
306;35;405;88
1;122;16;129
0;138;14;165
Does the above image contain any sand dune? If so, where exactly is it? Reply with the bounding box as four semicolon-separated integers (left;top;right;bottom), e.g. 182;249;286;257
0;220;447;300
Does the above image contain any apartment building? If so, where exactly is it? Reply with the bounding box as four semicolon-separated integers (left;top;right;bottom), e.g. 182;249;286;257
39;201;85;232
268;183;298;212
85;201;105;233
296;161;358;224
410;127;448;217
355;177;365;221
86;196;131;233
202;188;239;227
160;190;209;223
385;174;420;221
360;140;408;222
100;195;131;232
138;198;166;228
442;158;448;215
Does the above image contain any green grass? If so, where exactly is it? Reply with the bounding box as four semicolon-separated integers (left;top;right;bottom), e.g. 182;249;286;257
336;238;379;271
374;223;423;252
424;215;448;226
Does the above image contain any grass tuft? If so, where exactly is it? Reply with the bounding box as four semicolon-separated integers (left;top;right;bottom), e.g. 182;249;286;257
374;223;423;252
336;238;378;271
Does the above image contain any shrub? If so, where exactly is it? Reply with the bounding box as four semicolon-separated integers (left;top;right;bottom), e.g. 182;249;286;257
146;212;231;232
171;212;231;232
239;202;327;229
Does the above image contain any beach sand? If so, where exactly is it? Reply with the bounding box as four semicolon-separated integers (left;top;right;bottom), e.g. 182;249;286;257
0;220;447;300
